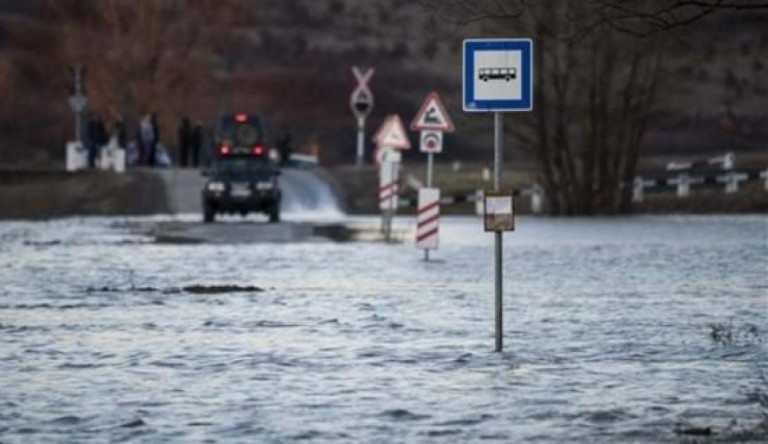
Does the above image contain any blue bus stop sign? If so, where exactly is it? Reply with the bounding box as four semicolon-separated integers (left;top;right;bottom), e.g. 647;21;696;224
463;39;533;112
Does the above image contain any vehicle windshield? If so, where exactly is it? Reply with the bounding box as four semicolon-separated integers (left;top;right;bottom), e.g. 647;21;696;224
216;118;263;147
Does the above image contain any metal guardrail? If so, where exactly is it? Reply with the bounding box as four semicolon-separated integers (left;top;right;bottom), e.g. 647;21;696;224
635;152;767;201
395;154;767;212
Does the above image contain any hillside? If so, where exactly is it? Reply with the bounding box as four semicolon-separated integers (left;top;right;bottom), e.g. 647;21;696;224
0;1;766;167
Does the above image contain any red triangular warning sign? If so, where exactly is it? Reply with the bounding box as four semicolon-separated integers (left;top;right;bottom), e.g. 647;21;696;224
372;115;393;144
375;114;411;150
411;92;454;132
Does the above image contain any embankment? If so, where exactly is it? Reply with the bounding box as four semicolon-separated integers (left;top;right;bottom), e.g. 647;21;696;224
0;169;170;220
0;167;347;220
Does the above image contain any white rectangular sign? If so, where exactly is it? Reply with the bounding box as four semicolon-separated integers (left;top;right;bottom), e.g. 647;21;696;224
463;39;534;112
483;191;515;232
419;130;443;154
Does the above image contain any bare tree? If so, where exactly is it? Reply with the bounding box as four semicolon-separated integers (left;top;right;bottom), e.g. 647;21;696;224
44;0;226;129
426;0;765;214
432;0;768;38
522;1;664;214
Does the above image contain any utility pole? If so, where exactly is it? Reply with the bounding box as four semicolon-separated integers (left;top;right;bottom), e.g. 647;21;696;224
68;65;87;143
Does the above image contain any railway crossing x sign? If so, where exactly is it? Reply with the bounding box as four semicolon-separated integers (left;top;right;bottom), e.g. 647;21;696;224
350;66;374;119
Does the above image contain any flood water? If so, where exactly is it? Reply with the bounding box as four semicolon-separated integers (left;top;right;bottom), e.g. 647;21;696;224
1;215;766;443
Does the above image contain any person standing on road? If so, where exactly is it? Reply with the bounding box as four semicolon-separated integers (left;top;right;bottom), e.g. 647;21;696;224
275;125;292;166
139;114;154;166
86;117;98;168
114;118;127;150
149;113;161;167
178;117;191;167
191;121;203;167
86;116;108;169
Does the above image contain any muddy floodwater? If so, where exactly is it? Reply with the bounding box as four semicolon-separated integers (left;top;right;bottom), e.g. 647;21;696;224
1;215;766;443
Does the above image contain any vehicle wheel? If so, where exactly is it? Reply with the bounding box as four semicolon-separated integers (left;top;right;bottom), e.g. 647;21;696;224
203;204;216;223
268;206;280;223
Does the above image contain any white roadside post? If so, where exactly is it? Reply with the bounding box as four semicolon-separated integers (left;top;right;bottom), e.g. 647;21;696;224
474;189;484;216
761;169;768;192
463;38;533;353
530;184;544;214
411;92;455;260
632;177;657;203
717;172;748;194
350;66;375;168
373;115;411;242
671;173;691;198
65;141;87;172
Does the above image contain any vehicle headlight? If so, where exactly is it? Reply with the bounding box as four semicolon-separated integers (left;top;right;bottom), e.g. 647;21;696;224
256;181;274;191
207;182;225;192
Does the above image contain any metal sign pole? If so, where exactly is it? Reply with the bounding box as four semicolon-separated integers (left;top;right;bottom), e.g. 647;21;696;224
75;68;81;143
427;152;434;187
424;152;434;260
493;112;504;352
356;117;365;168
463;38;532;353
387;161;397;242
73;66;84;143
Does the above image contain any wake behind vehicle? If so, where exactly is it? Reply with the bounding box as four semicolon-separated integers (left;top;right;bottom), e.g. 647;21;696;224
202;113;281;223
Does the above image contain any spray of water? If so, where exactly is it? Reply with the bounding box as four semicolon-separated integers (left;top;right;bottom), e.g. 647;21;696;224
279;168;345;221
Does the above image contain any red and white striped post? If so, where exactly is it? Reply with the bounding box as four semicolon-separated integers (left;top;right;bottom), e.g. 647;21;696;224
416;188;440;257
379;159;399;241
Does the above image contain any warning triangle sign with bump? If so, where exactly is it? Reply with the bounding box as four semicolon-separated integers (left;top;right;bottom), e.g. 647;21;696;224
411;92;455;132
375;114;411;150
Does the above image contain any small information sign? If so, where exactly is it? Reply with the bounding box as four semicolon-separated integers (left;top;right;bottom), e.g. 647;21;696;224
483;190;515;232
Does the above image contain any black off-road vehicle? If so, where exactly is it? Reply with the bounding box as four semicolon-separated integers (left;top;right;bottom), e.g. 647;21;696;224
202;113;281;223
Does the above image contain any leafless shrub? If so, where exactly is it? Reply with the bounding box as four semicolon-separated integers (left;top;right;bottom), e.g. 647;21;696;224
709;320;763;346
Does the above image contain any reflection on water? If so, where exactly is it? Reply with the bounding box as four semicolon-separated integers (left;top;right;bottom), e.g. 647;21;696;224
0;215;766;442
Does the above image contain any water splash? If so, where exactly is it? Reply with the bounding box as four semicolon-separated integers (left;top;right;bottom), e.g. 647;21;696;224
279;168;345;221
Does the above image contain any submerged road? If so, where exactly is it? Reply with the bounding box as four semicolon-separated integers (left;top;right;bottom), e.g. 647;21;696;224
151;167;348;243
153;221;355;244
0;215;765;442
155;167;344;217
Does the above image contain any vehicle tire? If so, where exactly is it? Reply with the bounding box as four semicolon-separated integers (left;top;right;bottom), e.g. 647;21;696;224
268;206;280;224
203;203;216;223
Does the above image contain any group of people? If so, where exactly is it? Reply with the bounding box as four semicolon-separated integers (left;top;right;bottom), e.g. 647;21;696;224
82;113;203;168
84;116;126;168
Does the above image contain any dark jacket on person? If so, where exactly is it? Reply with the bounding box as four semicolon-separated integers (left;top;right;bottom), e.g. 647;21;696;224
178;118;192;167
190;123;203;167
